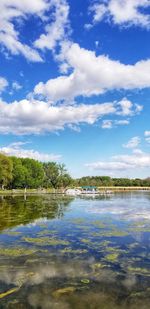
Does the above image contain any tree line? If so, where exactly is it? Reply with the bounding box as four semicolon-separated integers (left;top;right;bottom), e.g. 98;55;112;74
0;153;72;189
75;176;150;187
0;153;150;189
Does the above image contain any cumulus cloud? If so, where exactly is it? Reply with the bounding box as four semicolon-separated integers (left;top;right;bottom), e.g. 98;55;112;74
34;0;70;51
0;0;48;61
123;136;141;148
0;0;70;61
86;149;150;172
0;98;141;135
0;77;8;93
89;0;150;29
34;43;150;100
0;142;61;161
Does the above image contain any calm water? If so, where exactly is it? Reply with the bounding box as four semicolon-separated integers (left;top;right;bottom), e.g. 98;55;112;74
0;192;150;308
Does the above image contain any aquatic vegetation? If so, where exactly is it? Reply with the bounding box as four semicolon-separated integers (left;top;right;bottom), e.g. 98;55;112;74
91;263;106;271
4;231;22;236
105;253;119;262
91;230;129;238
60;247;88;254
92;220;106;228
0;194;150;308
37;229;57;236
22;236;70;246
81;279;90;284
52;286;76;298
128;266;150;276
108;230;129;237
100;240;112;247
80;238;92;244
0;247;37;256
72;218;86;224
0;286;20;299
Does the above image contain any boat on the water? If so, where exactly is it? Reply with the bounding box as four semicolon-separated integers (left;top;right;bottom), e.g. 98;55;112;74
65;189;82;196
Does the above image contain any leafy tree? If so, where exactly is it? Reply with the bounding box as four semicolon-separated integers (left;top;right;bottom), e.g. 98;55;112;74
0;153;13;189
11;157;27;188
43;162;60;188
43;162;72;189
21;158;44;188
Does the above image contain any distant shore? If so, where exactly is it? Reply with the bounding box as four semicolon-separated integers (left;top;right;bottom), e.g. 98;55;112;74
0;187;150;195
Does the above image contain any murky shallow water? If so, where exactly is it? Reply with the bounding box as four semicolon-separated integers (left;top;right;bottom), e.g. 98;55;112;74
0;192;150;308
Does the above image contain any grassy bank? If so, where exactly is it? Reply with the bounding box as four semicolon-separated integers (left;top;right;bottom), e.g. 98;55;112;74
0;187;149;195
98;187;150;192
0;188;64;195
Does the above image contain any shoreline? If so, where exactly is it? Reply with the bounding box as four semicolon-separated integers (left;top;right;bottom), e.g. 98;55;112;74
0;187;150;195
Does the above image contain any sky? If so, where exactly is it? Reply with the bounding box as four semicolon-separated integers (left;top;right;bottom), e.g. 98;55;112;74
0;0;150;179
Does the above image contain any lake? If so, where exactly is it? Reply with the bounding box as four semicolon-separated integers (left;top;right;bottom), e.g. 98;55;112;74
0;192;150;308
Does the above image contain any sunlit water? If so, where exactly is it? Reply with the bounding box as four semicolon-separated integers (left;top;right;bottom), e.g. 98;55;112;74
0;192;150;308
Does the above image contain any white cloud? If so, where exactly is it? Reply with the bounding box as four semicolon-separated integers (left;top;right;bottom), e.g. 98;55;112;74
34;43;150;100
0;77;8;93
123;136;141;149
0;0;48;61
144;131;150;143
86;150;150;172
101;120;113;129
12;81;22;91
145;137;150;143
0;98;139;135
0;142;61;162
34;0;70;51
101;118;129;129
115;120;129;125
144;131;150;137
0;0;70;62
90;0;150;29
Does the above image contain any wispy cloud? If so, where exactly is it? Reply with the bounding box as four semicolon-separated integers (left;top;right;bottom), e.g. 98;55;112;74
123;136;141;149
101;119;130;129
89;0;150;29
0;77;8;93
0;142;61;162
86;149;150;172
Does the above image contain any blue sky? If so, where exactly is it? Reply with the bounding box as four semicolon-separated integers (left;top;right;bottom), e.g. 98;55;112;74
0;0;150;178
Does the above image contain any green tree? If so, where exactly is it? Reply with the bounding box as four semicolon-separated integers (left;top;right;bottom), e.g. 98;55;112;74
43;162;72;189
11;157;27;188
21;158;44;188
0;153;13;189
43;162;59;188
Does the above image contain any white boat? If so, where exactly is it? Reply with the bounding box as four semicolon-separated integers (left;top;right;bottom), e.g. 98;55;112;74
65;189;82;196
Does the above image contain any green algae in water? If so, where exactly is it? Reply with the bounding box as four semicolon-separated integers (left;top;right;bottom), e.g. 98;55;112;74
0;194;150;308
60;247;88;254
52;286;76;298
81;279;90;284
0;286;20;299
127;266;150;276
37;229;57;236
92;220;106;228
0;247;37;257
22;236;70;246
105;253;120;262
4;231;22;236
80;238;92;244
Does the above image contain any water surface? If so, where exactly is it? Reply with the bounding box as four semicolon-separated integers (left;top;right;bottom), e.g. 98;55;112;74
0;192;150;308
